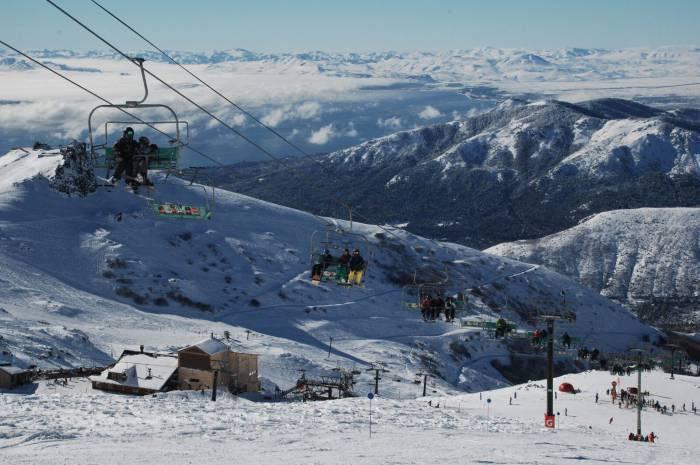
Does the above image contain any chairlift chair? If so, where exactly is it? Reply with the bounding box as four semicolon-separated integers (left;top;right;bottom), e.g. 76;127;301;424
309;225;372;286
87;57;212;219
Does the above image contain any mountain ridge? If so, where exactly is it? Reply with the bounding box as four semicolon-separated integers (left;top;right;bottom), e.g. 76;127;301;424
206;98;700;248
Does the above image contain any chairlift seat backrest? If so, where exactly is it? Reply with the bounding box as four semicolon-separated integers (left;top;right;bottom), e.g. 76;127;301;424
97;146;179;170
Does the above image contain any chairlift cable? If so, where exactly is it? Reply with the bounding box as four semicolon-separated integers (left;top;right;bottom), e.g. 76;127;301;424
42;2;580;301
46;0;403;243
45;0;286;166
0;40;224;170
90;0;314;162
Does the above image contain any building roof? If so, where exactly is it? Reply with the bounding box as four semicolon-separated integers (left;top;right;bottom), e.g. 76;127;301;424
0;365;29;375
89;353;178;392
188;337;229;355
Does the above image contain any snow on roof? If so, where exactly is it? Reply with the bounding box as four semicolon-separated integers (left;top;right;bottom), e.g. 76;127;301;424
0;365;29;375
89;353;177;392
190;337;229;355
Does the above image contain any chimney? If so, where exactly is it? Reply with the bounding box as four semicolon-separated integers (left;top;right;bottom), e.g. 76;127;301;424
140;345;144;353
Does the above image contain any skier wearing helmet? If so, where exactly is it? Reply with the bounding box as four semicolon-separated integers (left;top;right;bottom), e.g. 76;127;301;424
348;248;365;285
108;127;138;185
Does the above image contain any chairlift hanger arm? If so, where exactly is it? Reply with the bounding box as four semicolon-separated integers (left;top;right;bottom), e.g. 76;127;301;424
88;104;182;153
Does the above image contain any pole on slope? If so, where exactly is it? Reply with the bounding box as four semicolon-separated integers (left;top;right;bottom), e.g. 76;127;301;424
367;364;388;395
637;353;643;436
419;373;428;397
211;370;218;402
666;344;681;380
546;318;555;425
629;349;646;436
327;336;334;359
368;392;374;438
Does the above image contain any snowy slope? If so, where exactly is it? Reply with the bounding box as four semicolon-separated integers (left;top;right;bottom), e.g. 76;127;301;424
0;369;698;464
486;208;700;328
0;147;658;395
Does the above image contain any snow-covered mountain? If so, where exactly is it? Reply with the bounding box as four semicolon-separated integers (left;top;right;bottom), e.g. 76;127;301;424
0;145;657;393
209;98;700;248
485;208;700;329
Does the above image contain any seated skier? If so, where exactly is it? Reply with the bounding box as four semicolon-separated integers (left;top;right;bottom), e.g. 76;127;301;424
108;127;137;186
133;136;157;186
311;249;334;281
336;248;351;283
495;317;507;338
347;249;365;285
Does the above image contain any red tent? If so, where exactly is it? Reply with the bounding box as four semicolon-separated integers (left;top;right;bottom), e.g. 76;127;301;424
559;382;576;394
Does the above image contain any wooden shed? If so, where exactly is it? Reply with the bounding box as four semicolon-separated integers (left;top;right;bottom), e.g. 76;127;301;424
178;337;260;393
0;366;32;389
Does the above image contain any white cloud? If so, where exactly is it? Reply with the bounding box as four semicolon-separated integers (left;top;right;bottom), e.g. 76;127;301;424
232;113;247;126
260;101;322;128
345;122;358;137
295;101;321;119
261;107;287;127
377;116;402;130
308;124;335;145
418;105;441;119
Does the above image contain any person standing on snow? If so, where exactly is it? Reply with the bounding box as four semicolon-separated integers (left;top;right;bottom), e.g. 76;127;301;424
421;295;432;321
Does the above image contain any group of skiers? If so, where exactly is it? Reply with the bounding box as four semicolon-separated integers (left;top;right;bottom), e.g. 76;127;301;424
311;248;366;286
578;348;600;361
107;126;158;190
628;431;655;442
420;294;457;322
531;328;549;346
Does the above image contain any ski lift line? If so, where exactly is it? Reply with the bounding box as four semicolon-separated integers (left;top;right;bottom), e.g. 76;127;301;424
84;0;466;251
89;0;313;162
45;0;286;166
0;40;223;171
41;0;614;306
45;0;410;246
45;0;595;293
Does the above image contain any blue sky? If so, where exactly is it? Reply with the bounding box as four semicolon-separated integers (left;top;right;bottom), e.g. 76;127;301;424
5;0;700;52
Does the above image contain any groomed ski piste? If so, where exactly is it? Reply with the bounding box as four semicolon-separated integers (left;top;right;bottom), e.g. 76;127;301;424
1;147;695;464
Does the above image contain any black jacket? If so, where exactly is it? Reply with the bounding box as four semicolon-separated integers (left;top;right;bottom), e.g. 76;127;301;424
349;254;365;271
114;136;137;159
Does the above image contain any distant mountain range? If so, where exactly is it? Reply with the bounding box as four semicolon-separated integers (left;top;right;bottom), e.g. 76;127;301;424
3;47;699;84
206;98;700;249
486;208;700;330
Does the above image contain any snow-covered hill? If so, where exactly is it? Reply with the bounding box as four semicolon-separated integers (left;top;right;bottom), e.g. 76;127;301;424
0;146;658;393
210;98;700;248
486;208;700;329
